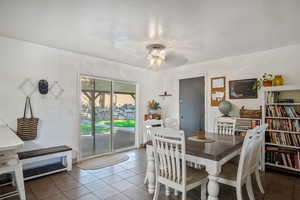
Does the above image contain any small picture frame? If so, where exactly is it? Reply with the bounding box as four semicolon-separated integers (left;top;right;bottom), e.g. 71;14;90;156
211;77;226;106
229;79;258;99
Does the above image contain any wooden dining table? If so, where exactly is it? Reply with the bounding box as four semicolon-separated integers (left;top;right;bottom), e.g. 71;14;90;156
0;126;24;165
145;131;244;200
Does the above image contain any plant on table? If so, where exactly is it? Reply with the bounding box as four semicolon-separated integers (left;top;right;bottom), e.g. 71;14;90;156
148;100;161;114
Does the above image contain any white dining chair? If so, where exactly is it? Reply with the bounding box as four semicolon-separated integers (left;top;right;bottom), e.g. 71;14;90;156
214;117;236;135
152;127;208;200
144;119;163;144
164;118;179;129
143;120;163;185
216;124;266;200
0;157;26;200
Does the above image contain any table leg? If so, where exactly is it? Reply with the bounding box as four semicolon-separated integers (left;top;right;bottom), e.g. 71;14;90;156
146;146;155;194
207;167;221;200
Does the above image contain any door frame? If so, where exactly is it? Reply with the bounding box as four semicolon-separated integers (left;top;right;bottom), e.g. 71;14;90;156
77;73;139;161
177;72;208;132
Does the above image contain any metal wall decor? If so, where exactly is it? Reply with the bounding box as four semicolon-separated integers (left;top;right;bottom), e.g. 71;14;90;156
18;79;64;99
49;81;64;99
18;78;38;97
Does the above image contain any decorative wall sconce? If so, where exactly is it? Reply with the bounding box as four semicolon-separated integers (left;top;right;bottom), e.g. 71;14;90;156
159;91;172;100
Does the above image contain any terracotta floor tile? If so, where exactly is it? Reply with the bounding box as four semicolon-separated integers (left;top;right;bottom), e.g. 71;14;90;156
39;192;68;200
18;149;299;200
84;180;109;193
108;179;136;192
63;186;90;200
91;184;119;199
31;184;62;199
77;193;102;200
75;174;99;185
104;193;131;200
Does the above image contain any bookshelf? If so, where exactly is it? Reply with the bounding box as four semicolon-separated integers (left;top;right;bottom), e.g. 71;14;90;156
263;86;300;174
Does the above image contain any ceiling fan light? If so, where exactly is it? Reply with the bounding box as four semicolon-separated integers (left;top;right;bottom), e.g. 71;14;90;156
146;43;166;69
150;58;155;66
156;58;163;66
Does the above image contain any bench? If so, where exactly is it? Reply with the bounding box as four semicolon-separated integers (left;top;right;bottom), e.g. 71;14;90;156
17;145;72;180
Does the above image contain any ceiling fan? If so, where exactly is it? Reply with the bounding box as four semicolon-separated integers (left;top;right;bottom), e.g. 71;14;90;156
113;39;196;69
145;43;188;70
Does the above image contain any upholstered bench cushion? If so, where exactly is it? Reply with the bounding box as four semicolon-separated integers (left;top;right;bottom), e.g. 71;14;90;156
18;145;72;160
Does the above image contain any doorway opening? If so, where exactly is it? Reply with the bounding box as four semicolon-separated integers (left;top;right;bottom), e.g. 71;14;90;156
79;76;136;159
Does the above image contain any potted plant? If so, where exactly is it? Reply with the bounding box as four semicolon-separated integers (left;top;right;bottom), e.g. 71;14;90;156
253;73;274;89
148;100;161;114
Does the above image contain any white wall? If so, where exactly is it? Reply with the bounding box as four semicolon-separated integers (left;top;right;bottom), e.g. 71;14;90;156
2;34;300;158
0;36;160;158
158;44;300;132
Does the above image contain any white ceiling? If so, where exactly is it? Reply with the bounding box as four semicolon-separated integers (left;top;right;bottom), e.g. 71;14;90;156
0;0;300;69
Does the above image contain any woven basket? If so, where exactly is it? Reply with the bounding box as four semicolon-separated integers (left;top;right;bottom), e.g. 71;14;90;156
17;97;39;141
240;106;262;119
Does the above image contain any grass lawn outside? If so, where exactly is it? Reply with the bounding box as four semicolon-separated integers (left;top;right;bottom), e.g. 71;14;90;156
80;120;135;134
80;123;110;133
102;120;135;127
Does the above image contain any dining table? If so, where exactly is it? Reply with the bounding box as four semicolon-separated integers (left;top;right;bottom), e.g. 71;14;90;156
0;126;24;165
145;131;244;200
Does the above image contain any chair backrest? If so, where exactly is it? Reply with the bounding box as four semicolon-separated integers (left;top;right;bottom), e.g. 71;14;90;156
214;117;236;135
237;124;267;183
143;119;163;143
164;118;179;129
144;119;163;128
152;128;186;186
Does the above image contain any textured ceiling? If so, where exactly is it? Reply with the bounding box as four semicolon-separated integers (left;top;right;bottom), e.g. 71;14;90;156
0;0;300;69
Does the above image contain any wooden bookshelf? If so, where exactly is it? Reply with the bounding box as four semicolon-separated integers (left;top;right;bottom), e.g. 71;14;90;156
265;143;300;150
265;162;300;173
263;86;300;173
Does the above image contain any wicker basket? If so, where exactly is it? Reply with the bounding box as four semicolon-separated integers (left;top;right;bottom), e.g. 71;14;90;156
17;97;39;141
240;106;262;119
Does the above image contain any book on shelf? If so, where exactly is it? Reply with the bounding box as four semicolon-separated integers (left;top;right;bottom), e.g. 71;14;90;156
266;105;299;118
265;91;296;104
265;146;300;169
266;119;300;132
266;132;300;147
266;92;280;104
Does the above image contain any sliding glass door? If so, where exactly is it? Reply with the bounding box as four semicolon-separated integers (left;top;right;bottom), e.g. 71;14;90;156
80;76;136;158
112;81;136;151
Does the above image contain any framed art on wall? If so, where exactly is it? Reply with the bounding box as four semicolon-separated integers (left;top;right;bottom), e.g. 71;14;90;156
211;76;225;106
229;78;258;99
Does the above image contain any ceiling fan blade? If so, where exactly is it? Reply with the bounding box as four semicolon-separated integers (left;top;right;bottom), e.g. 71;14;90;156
163;51;188;67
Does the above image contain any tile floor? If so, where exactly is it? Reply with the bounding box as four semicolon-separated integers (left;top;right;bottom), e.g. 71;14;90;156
1;149;299;200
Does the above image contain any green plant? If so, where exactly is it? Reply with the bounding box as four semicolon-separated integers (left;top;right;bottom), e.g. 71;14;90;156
253;73;274;89
148;99;161;110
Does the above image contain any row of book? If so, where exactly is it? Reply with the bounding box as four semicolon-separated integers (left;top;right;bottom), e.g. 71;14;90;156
266;147;300;169
265;92;280;104
266;105;299;118
236;119;261;130
266;132;300;147
266;119;300;132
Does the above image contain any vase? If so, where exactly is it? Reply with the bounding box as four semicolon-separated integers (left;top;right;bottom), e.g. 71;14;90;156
273;75;284;86
263;80;272;87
